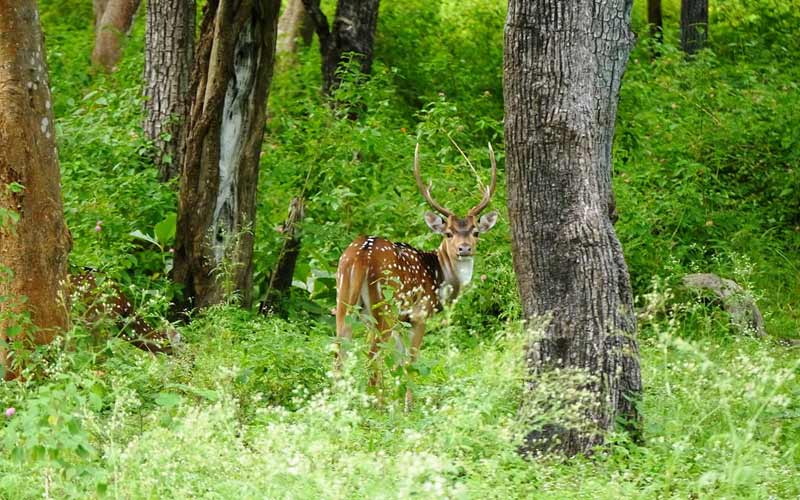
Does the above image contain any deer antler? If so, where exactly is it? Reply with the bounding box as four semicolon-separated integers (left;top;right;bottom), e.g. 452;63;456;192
467;143;497;216
414;143;454;217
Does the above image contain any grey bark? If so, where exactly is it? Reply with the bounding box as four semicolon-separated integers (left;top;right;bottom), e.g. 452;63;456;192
504;0;642;456
680;0;708;54
144;0;196;182
683;273;766;336
92;0;142;70
301;0;380;94
277;0;313;55
173;0;281;310
0;0;72;379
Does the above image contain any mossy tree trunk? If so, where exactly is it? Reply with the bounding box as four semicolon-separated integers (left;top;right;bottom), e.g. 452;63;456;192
301;0;380;94
680;0;708;54
143;0;196;182
92;0;142;70
173;0;281;310
504;0;642;456
0;0;72;379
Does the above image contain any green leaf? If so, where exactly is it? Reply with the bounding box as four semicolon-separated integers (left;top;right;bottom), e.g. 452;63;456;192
129;229;160;248
5;324;22;338
154;213;177;245
166;384;220;402
154;392;182;408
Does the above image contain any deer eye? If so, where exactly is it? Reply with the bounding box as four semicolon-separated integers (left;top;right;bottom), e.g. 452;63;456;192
473;231;480;238
445;231;453;238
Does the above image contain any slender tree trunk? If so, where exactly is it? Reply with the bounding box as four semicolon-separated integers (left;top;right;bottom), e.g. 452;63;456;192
648;0;663;44
92;0;142;70
302;0;380;94
143;0;196;182
277;0;313;55
173;0;281;310
0;0;72;379
504;0;642;456
681;0;708;54
260;197;304;315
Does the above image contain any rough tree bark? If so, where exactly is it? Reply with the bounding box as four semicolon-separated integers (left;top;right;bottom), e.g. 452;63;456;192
143;0;196;181
0;0;72;379
504;0;642;456
173;0;281;310
92;0;142;70
680;0;708;54
301;0;380;94
277;0;313;56
648;0;663;44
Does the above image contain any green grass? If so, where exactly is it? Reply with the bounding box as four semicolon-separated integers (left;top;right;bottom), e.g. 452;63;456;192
0;0;797;497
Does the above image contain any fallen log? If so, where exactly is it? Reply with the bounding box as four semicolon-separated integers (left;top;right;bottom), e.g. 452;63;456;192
682;273;766;337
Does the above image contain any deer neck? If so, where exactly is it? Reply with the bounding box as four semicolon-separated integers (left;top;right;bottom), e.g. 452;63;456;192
436;242;474;305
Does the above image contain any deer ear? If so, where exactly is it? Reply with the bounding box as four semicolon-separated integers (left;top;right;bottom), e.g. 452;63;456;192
424;211;447;234
477;210;498;233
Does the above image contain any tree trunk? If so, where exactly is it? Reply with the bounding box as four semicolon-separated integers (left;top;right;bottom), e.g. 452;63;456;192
0;0;72;379
648;0;663;44
260;197;304;315
680;0;708;55
302;0;380;94
94;0;110;28
277;0;313;55
504;0;642;456
92;0;142;70
173;0;281;310
143;0;196;182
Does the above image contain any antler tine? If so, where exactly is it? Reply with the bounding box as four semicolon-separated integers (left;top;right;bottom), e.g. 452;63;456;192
468;143;498;216
414;143;454;217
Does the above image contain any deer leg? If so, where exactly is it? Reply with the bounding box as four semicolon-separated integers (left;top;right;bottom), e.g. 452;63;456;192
367;308;393;391
366;280;394;391
405;320;426;411
334;266;364;370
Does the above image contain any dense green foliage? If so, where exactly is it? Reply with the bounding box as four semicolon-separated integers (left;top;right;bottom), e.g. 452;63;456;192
0;0;797;497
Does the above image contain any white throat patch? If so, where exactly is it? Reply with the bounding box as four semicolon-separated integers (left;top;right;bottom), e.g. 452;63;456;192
453;257;474;286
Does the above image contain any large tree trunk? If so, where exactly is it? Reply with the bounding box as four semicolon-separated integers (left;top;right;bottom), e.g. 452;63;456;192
277;0;313;56
504;0;642;456
302;0;380;94
648;0;663;44
681;0;708;54
143;0;196;182
173;0;281;310
92;0;142;70
0;0;72;379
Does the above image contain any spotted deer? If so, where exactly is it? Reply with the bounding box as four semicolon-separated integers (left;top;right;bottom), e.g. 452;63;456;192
70;271;180;353
335;143;499;406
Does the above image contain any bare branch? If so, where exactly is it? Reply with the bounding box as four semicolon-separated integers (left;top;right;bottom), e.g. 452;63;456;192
467;143;497;216
413;143;454;217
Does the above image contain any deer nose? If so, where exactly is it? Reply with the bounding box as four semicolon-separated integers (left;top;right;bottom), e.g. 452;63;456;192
457;244;473;256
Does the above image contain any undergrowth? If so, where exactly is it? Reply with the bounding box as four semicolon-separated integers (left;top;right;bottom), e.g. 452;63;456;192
0;0;797;498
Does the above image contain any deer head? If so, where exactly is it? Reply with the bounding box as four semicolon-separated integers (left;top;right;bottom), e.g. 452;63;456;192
414;143;499;270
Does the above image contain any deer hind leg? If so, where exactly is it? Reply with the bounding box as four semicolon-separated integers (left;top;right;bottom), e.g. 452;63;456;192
366;280;394;390
404;320;426;411
335;263;365;370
